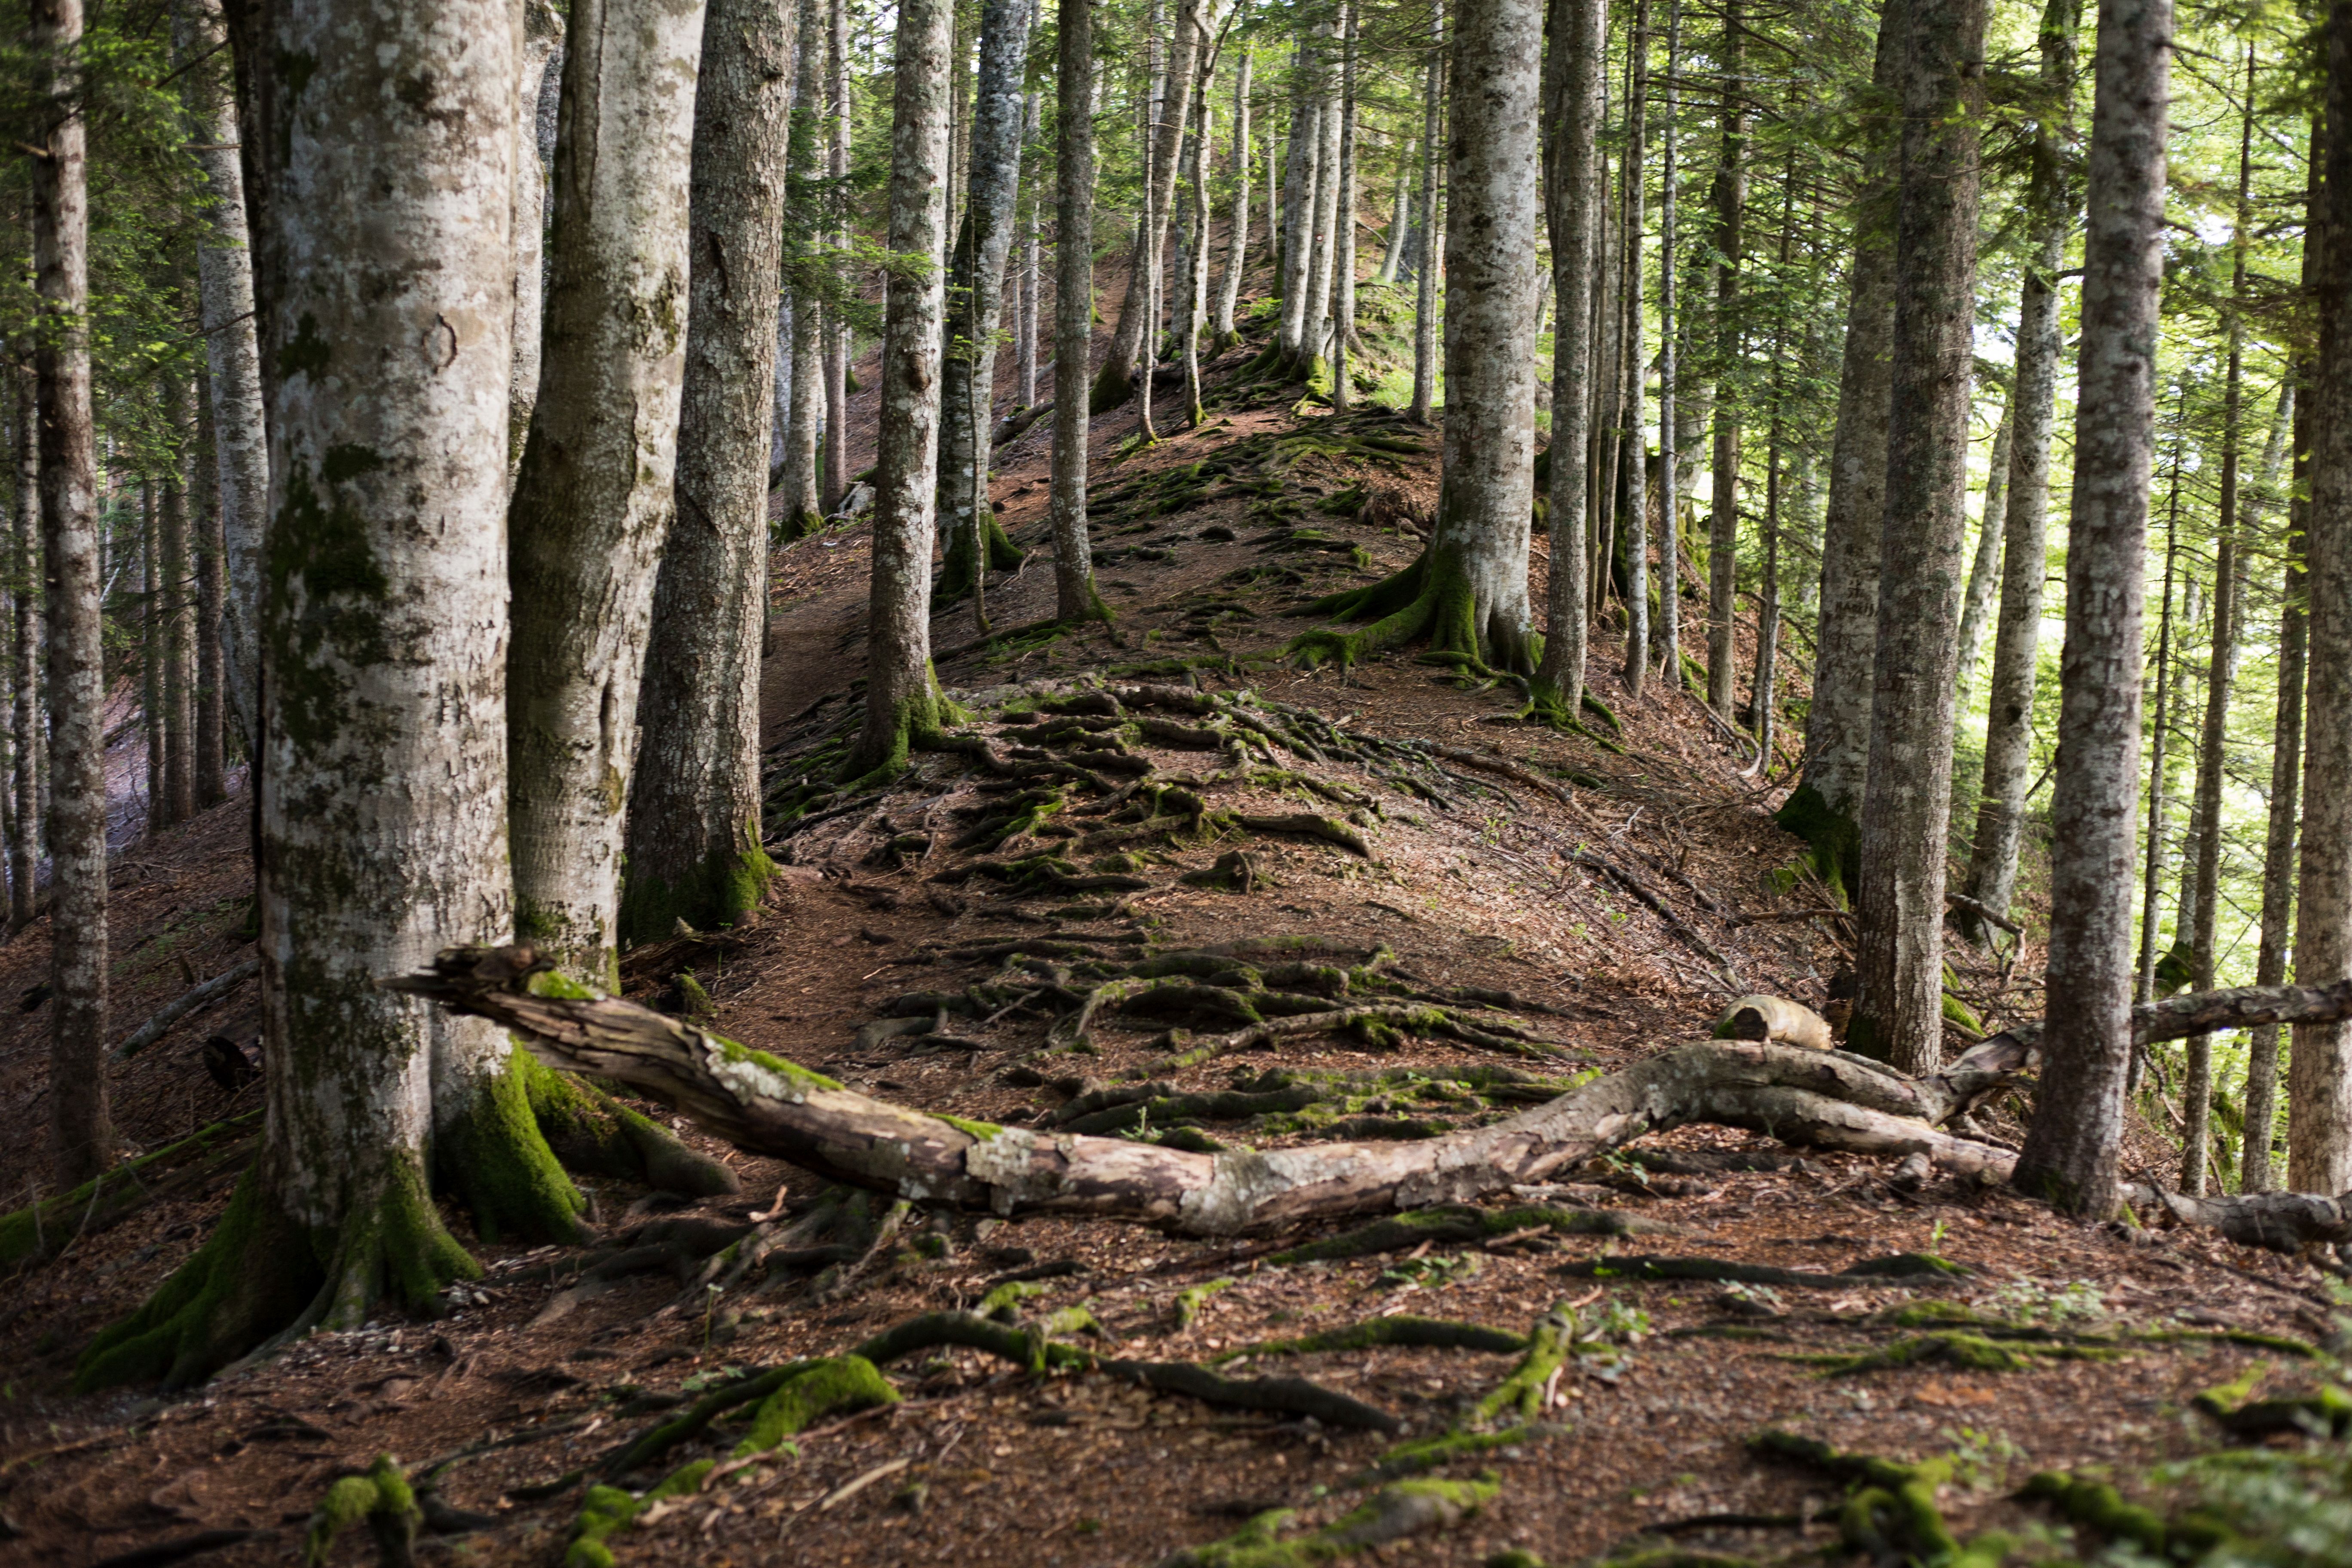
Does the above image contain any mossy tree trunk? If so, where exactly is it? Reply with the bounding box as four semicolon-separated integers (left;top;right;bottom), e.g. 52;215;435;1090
1295;0;1540;677
1532;0;1603;719
2010;0;2168;1217
934;0;1037;605
624;0;799;946
1049;0;1111;625
507;0;705;985
32;0;111;1190
1702;0;1745;720
851;0;955;780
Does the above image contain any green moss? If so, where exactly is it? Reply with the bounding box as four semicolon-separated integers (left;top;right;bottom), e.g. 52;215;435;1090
935;510;1029;602
0;1110;261;1271
303;1454;419;1568
1360;1424;1535;1483
1941;989;1984;1036
978;1278;1051;1320
518;1046;739;1196
1164;1477;1499;1568
733;1356;898;1456
1796;1331;2119;1377
567;1461;716;1568
616;829;778;948
931;1112;1005;1139
711;1035;844;1096
1770;784;1859;907
2021;1472;2171;1555
436;1043;590;1245
1286;539;1533;677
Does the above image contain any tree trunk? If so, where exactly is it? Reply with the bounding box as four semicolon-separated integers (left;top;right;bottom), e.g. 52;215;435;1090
192;376;224;808
1050;0;1109;625
1329;6;1357;409
508;0;564;485
779;0;829;538
1214;49;1252;343
1094;0;1213;411
144;482;164;838
622;0;798;948
1408;16;1443;426
2010;0;2169;1217
2293;1;2352;1195
172;0;264;759
1747;156;1798;752
161;378;195;828
1957;0;2076;946
1533;0;1603;721
1378;136;1409;286
1781;0;1904;899
1951;401;2011;709
1182;41;1225;426
851;0;955;779
9;364;38;928
782;292;826;530
1303;15;1345;381
74;0;523;1392
32;0;110;1191
1019;91;1043;402
935;0;1038;605
1703;2;1746;719
1616;0;1650;693
824;0;851;513
507;0;706;984
1651;0;1681;688
2138;423;2184;1003
2247;377;2305;1192
1277;44;1322;371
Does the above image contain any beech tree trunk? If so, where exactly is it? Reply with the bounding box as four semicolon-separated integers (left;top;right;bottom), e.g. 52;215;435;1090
1018;91;1042;403
623;0;798;947
192;384;225;808
1050;0;1109;625
160;378;194;827
1534;0;1604;720
1279;43;1323;373
935;0;1038;603
1094;0;1214;410
143;484;163;838
1783;0;1904;896
507;0;705;983
823;0;851;512
2247;377;2306;1192
852;0;955;778
2010;0;2169;1217
172;0;264;758
508;0;564;484
1951;403;2011;707
1848;0;1987;1075
1617;0;1650;699
1958;0;2077;948
1651;0;1681;687
32;0;109;1190
1329;7;1357;408
9;367;37;929
2293;0;2352;1194
1302;17;1344;380
1215;49;1252;343
779;0;829;537
1703;4;1746;719
1408;15;1442;426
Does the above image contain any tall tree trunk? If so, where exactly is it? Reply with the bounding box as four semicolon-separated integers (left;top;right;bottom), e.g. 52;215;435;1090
1617;0;1650;692
508;0;706;984
778;0;830;537
1277;43;1321;370
1957;0;2078;948
1534;0;1604;722
2138;423;2184;1003
782;292;826;530
2247;377;2306;1192
1378;135;1409;285
1747;153;1798;750
10;365;38;928
192;375;224;807
2010;0;2169;1217
1951;402;2011;709
1848;0;1988;1074
1329;6;1357;409
824;0;851;512
936;0;1039;604
1019;92;1043;402
852;0;956;778
75;0;521;1391
2292;0;2352;1194
1652;0;1681;687
1780;0;1904;899
1703;0;1746;718
1093;0;1211;411
622;0;798;948
1182;47;1223;425
1408;13;1443;425
508;0;564;484
32;0;109;1190
1292;0;1540;675
161;381;194;827
172;0;263;759
1215;49;1252;343
144;482;164;837
1050;0;1109;625
1301;19;1344;380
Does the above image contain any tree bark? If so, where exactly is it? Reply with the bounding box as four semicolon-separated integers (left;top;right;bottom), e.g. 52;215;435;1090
1957;0;2077;947
2138;447;2183;1004
172;0;264;760
1781;0;1904;896
1534;0;1604;721
1651;0;1681;687
1182;34;1226;425
935;0;1038;604
2294;1;2352;1194
1302;15;1345;381
144;482;164;837
779;0;829;538
1951;401;2011;708
1018;91;1043;402
1408;15;1442;426
2010;0;2169;1217
1050;0;1109;625
1277;42;1321;371
824;0;851;513
9;364;38;928
1215;49;1252;343
32;0;110;1190
161;378;195;828
507;0;706;984
852;0;956;778
623;0;798;948
1328;6;1357;409
1848;0;1988;1074
1616;0;1650;695
2247;377;2304;1192
507;0;564;484
1094;0;1215;410
1703;0;1746;719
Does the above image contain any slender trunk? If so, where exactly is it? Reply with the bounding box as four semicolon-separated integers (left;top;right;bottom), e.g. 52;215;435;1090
1182;54;1220;425
1018;91;1043;404
2247;377;2306;1192
192;373;224;807
1703;1;1746;717
1652;0;1681;686
852;0;956;777
172;0;263;759
508;0;564;484
508;0;707;983
1050;0;1107;624
623;0;798;946
2011;0;2169;1216
1137;50;1162;441
2138;419;2183;1002
1748;153;1797;748
1586;135;1618;624
1618;0;1650;692
1329;6;1357;408
1302;19;1344;379
779;0;830;537
144;482;164;837
1782;0;1905;893
1408;14;1443;425
1534;0;1604;718
1849;0;1988;1074
1958;0;2078;946
1952;402;2012;708
1277;45;1320;365
160;393;193;827
32;0;109;1189
824;0;851;512
1095;0;1213;410
936;0;1039;599
1215;49;1252;342
1378;135;1410;285
10;364;37;928
2292;1;2352;1193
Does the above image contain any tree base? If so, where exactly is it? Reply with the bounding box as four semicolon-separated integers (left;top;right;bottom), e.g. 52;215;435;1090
934;511;1029;604
1286;544;1537;677
776;508;826;543
1089;353;1136;413
1772;783;1861;908
616;835;777;948
521;1046;741;1197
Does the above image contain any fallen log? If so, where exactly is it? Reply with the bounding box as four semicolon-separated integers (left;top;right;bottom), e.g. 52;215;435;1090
113;959;262;1060
386;949;2352;1249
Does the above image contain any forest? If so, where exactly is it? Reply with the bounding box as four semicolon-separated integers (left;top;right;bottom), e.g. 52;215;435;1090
5;0;2352;1560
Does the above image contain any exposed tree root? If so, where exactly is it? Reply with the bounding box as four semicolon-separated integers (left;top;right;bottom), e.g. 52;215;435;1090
1554;1253;1964;1289
1157;1478;1500;1568
1212;1315;1530;1363
303;1453;420;1568
1270;1205;1673;1264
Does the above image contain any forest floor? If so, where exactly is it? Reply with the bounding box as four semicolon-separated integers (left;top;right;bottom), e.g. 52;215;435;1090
0;319;2347;1568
